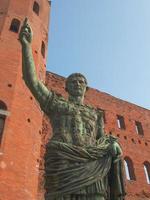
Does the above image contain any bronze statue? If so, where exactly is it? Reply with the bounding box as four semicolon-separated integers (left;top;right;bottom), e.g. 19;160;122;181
19;18;126;200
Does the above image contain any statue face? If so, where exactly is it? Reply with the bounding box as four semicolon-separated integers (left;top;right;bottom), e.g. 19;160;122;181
67;76;87;97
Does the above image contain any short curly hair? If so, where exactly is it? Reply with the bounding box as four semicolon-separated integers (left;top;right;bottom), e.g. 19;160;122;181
65;73;88;92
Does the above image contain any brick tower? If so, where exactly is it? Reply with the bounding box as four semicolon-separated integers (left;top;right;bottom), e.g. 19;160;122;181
0;1;51;200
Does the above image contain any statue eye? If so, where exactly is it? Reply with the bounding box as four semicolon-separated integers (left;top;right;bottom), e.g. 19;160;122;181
79;80;84;84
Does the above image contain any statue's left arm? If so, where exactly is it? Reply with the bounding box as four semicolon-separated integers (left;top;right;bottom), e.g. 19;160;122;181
96;110;105;139
111;141;123;159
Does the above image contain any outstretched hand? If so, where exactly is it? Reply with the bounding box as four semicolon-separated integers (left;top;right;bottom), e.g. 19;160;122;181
19;18;33;45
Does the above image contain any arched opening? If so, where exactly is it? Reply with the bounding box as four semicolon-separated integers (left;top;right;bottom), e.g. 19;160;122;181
117;115;126;129
41;41;45;58
33;1;40;16
135;121;144;136
124;156;136;180
0;101;7;145
9;18;20;33
143;161;150;184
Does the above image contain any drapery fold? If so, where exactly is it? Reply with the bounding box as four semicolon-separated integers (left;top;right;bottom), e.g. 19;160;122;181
44;136;126;200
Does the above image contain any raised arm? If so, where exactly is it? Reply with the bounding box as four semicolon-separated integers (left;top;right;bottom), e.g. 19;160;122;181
19;18;51;109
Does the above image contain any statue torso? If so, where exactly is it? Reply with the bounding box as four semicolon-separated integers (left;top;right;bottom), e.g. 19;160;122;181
47;94;99;146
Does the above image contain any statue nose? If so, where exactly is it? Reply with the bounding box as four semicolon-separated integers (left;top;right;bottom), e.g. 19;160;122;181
76;81;80;86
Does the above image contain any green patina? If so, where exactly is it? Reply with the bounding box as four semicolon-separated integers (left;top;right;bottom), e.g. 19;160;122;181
19;18;126;200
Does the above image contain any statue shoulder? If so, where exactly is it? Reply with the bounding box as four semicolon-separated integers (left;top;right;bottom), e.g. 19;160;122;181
43;90;68;115
84;104;104;117
51;91;68;107
53;92;66;102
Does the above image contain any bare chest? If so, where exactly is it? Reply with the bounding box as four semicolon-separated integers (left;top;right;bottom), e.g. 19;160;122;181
51;102;98;145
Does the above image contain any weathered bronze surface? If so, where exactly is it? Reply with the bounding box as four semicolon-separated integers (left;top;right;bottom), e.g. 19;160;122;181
19;18;126;200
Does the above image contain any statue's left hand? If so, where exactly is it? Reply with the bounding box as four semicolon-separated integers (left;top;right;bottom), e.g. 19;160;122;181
111;142;123;157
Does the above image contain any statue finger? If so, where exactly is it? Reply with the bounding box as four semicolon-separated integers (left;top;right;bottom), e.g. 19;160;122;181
20;30;29;36
21;19;30;31
20;26;27;34
26;25;32;34
19;31;29;40
23;17;28;26
19;33;26;43
21;23;32;35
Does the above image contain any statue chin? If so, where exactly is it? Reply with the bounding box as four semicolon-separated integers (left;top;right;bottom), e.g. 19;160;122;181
69;90;85;97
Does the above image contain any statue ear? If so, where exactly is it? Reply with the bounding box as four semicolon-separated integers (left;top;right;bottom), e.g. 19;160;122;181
86;86;89;91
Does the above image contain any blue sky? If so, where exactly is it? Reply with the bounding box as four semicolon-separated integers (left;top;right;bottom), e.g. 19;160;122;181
47;0;150;109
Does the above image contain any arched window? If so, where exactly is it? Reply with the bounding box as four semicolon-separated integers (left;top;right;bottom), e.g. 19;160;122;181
124;157;136;180
9;18;20;33
33;1;40;15
0;101;7;145
117;115;126;129
143;161;150;184
41;41;45;58
135;121;144;136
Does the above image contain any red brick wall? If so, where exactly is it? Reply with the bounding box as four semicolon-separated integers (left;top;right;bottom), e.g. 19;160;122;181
41;71;150;200
0;1;50;200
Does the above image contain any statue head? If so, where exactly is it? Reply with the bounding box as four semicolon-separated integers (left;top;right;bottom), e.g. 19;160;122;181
65;73;88;98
